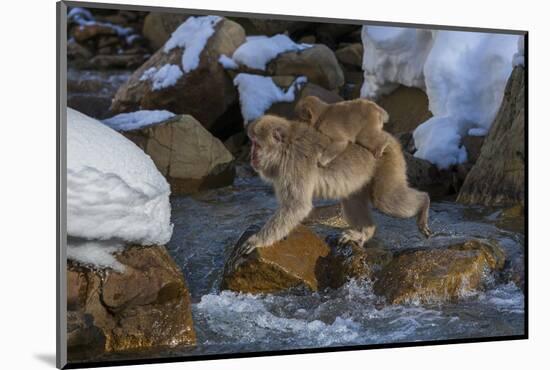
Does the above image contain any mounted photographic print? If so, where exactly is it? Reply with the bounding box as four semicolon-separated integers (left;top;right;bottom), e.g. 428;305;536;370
56;1;527;368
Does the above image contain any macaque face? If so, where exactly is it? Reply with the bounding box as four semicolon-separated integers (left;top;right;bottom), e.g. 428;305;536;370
247;115;288;176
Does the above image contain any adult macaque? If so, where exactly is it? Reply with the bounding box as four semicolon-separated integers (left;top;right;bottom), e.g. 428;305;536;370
234;114;431;261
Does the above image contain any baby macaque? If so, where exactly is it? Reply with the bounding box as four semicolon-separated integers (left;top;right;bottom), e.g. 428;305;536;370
295;96;391;166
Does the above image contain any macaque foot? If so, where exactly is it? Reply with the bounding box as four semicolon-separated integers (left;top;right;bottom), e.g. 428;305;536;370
338;228;375;247
418;224;433;238
228;235;265;271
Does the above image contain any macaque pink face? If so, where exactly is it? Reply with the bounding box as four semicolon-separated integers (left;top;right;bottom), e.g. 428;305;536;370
247;116;287;173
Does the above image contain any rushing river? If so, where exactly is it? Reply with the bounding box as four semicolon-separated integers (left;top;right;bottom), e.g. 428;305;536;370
158;167;525;358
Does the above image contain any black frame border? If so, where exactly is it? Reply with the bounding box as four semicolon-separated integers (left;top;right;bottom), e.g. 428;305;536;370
57;1;529;368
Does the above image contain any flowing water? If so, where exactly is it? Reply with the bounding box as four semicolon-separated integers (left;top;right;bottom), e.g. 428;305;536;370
160;167;525;358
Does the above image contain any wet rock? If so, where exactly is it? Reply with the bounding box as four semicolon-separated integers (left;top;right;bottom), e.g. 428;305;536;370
457;66;525;206
67;245;195;357
335;43;363;68
142;13;190;51
318;236;393;289
376;85;432;135
267;44;345;90
496;204;525;234
111;18;246;130
124;115;235;195
222;225;331;293
88;54;150;69
373;240;506;304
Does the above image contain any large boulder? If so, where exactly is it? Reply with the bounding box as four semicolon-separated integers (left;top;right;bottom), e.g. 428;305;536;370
67;245;195;358
457;66;525;206
123;115;235;195
267;44;345;91
110;18;246;130
142;13;190;50
376;85;433;135
335;43;363;68
373;240;506;304
222;225;330;293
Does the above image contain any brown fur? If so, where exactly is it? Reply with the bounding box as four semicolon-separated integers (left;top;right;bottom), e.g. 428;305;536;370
295;96;391;165
232;114;431;262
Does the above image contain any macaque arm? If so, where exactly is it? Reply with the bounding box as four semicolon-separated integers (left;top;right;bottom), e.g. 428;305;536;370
372;138;389;159
252;186;314;248
319;140;349;166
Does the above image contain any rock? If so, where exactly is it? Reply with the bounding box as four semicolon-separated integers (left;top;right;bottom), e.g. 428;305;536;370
124;115;235;195
376;86;432;135
298;35;316;44
67;311;106;360
335;43;363;68
221;225;330;293
373;240;506;304
462;135;485;164
111;18;246;130
496;204;525;234
457;66;525;206
142;13;190;50
224;131;247;156
317;236;393;289
67;245;195;357
404;152;455;197
88;54;150;69
268;82;343;120
267;44;345;90
247;19;310;36
67;39;93;61
72;24;116;43
314;24;361;49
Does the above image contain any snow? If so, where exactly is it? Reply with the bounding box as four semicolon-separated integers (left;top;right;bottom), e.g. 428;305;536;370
413;31;517;168
67;108;173;269
218;54;239;69
67;239;125;272
164;15;222;73
233;74;307;123
102;110;176;131
231;34;312;71
360;26;519;169
139;64;183;91
468;128;488;137
361;26;435;98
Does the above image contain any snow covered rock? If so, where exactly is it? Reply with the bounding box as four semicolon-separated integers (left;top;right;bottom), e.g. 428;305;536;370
457;66;525;206
267;44;345;90
67;245;196;356
229;34;312;71
233;73;307;123
67;108;173;261
123;114;235;194
110;16;246;130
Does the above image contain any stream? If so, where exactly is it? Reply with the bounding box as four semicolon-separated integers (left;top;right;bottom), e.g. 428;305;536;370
162;167;525;357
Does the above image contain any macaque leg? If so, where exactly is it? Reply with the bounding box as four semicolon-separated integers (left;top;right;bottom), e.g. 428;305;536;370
340;185;377;246
371;185;432;237
319;140;349;166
